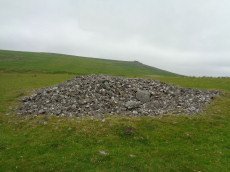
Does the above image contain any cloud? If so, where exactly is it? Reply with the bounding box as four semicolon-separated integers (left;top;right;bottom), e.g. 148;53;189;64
0;0;230;76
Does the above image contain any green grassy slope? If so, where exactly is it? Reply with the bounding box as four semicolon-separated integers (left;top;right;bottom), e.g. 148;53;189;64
0;50;229;171
0;72;229;171
0;50;177;76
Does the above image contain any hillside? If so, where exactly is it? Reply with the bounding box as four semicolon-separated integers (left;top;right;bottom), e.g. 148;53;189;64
0;50;177;76
0;49;229;171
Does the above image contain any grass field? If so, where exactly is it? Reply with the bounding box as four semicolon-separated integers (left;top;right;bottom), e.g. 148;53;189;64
0;50;230;171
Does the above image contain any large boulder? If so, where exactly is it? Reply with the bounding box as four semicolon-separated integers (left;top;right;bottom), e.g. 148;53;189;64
136;90;151;102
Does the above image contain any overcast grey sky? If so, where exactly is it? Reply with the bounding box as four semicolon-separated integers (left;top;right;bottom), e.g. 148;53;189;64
0;0;230;76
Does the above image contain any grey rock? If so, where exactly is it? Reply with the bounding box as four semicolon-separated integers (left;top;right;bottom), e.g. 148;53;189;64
132;110;138;115
17;75;219;117
38;109;45;114
99;150;109;156
136;90;151;102
125;101;140;110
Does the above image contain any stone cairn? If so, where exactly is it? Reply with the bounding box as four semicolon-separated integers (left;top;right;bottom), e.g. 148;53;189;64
18;75;219;117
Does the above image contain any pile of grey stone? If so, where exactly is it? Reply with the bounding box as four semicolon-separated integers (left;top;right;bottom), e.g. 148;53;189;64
18;75;219;117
